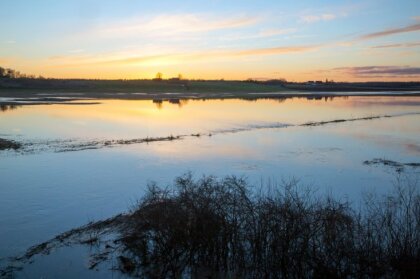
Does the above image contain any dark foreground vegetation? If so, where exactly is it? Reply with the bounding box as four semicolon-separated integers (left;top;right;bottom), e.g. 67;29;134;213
2;174;419;278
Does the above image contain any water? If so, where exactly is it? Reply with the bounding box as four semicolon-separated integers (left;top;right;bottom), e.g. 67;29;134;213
0;96;419;277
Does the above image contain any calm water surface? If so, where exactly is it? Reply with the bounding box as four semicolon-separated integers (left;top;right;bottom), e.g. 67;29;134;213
0;96;419;277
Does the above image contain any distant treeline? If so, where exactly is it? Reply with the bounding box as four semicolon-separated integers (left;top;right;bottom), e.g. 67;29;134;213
1;66;419;92
0;66;43;79
284;81;420;91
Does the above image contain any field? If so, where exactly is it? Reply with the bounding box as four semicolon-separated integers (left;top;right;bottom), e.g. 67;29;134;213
0;79;285;95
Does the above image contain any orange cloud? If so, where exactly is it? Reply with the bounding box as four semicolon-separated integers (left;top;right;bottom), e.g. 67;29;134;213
49;45;317;68
96;14;260;38
233;45;316;56
216;28;297;42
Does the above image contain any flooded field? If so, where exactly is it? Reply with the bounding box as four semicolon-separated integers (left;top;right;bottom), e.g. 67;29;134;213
1;96;419;277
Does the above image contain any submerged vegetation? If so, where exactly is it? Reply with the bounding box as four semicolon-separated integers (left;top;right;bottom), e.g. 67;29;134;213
364;158;420;172
2;174;418;278
300;115;390;126
0;138;21;150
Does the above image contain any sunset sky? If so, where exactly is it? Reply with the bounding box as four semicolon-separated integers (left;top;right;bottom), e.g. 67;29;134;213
1;0;419;81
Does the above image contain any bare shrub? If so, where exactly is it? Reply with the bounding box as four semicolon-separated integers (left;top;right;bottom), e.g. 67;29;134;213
113;174;419;278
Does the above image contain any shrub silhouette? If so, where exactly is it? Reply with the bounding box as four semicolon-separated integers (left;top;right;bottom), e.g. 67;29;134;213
2;174;417;278
115;174;419;278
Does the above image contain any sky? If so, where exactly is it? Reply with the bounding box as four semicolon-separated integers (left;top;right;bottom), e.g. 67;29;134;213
0;0;419;81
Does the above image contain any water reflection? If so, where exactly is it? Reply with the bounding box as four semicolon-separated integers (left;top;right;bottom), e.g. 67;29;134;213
0;96;419;140
0;104;20;112
150;96;339;109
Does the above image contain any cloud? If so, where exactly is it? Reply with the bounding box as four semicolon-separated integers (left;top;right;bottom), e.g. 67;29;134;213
96;14;259;38
359;23;420;40
258;28;297;37
219;28;297;41
333;66;420;78
49;44;317;68
300;14;336;23
233;45;314;56
370;42;420;49
337;22;420;47
68;49;85;54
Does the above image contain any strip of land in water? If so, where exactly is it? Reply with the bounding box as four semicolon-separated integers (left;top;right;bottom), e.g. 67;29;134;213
2;112;419;154
363;158;420;172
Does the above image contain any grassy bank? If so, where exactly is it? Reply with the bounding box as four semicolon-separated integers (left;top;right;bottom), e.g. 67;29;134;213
284;81;420;92
0;79;287;95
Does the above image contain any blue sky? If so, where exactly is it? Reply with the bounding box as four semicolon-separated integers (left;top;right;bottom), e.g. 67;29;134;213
0;0;419;80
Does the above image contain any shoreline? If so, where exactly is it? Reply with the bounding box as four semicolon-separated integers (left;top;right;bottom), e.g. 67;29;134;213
0;79;419;105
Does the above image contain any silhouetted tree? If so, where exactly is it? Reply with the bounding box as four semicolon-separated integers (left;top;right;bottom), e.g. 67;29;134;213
5;68;14;78
0;66;36;79
155;72;163;80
